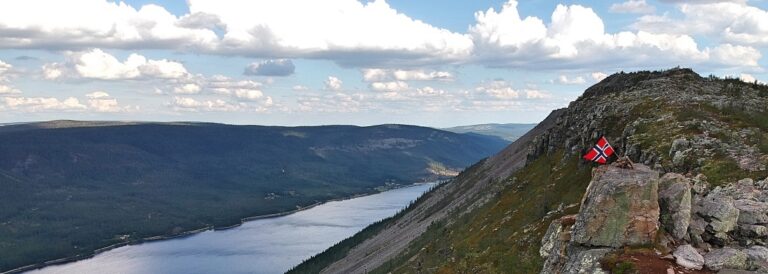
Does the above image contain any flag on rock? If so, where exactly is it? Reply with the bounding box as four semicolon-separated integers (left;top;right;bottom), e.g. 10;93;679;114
583;136;614;164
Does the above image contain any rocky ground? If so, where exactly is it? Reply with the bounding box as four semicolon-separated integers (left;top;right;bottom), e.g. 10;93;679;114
540;163;768;273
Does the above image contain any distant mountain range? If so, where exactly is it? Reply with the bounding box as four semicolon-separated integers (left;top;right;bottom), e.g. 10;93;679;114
443;123;536;142
0;121;507;272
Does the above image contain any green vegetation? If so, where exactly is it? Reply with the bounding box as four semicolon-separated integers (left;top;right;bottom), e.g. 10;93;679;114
369;152;593;273
0;122;507;272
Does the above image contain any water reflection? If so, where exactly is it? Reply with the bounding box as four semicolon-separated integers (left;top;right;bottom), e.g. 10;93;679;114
27;183;435;274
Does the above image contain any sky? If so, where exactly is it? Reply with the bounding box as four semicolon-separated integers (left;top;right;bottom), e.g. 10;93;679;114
0;0;766;127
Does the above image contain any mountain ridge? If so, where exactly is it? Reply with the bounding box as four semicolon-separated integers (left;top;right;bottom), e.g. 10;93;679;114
291;67;768;273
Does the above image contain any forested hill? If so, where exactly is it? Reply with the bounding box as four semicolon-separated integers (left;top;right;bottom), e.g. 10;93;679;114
0;121;507;272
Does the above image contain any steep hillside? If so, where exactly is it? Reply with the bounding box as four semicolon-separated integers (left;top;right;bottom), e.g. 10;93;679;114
291;68;768;273
0;122;507;272
444;123;536;142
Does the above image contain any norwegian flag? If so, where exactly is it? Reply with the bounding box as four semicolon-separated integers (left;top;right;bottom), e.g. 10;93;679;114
583;136;614;164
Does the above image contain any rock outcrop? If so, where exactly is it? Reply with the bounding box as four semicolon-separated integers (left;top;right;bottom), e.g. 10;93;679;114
541;164;660;273
571;164;660;247
659;173;692;240
541;168;768;273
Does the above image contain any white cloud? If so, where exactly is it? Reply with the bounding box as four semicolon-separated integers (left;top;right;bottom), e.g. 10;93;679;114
474;80;520;99
473;80;552;100
362;68;453;82
633;2;768;46
85;91;110;99
4;96;86;111
591;72;609;82
174;83;202;94
467;0;754;69
324;76;343;91
0;0;473;67
171;96;246;112
610;0;655;14
0;1;219;50
370;81;409;92
292;85;309;91
740;73;765;84
0;60;20;95
554;75;587;85
44;49;189;80
710;43;762;67
415;86;445;96
244;59;295;76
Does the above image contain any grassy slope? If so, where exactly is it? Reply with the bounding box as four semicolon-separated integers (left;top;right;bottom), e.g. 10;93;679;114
371;152;592;273
0;123;507;272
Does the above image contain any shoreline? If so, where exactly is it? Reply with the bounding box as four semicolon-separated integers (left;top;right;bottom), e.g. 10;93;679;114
5;181;440;274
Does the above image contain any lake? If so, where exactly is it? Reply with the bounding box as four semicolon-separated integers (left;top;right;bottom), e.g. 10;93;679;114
26;183;435;274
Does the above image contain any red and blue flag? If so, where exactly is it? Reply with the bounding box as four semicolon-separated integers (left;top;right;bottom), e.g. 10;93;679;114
583;136;614;164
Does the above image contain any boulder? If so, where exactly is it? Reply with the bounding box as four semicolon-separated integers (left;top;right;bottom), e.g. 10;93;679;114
733;199;768;225
699;195;739;241
571;164;660;248
704;247;749;271
541;219;565;258
673;244;705;270
744;245;768;271
560;247;611;274
738;224;768;238
658;173;692;239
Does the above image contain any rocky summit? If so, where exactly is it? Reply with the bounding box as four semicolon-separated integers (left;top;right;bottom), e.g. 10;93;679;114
290;68;768;274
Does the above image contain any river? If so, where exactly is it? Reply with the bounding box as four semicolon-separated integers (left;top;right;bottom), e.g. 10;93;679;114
26;183;436;274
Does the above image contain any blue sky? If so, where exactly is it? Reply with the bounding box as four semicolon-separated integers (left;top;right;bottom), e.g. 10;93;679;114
0;0;766;127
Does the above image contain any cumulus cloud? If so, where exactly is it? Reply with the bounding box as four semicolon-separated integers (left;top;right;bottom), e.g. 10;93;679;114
361;68;453;82
474;80;552;100
370;81;409;92
292;85;309;91
554;75;587;85
174;83;202;94
324;76;343;91
3;96;86;111
85;91;135;112
633;2;768;46
43;49;189;80
0;60;20;95
467;0;759;69
244;59;295;76
171;97;246;112
610;0;655;14
0;0;472;67
591;72;609;82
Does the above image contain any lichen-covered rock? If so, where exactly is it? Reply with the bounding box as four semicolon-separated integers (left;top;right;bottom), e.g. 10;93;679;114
560;247;611;274
699;195;739;242
659;173;692;239
541;219;565;258
673;244;705;270
571;164;660;248
744;245;768;271
541;215;578;274
704;247;749;271
733;199;768;225
738;224;768;238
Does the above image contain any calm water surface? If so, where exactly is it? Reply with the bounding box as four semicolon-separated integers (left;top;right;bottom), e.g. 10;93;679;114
27;183;435;274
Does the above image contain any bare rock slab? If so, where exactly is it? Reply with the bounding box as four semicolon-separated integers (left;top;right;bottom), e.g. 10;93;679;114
704;247;749;271
571;164;660;248
673;244;705;270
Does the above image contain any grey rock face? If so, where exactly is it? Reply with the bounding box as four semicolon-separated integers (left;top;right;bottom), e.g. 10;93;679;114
699;195;739;242
673;244;705;270
658;173;692;239
571;164;660;248
733;199;768;225
561;247;611;274
704;247;749;271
